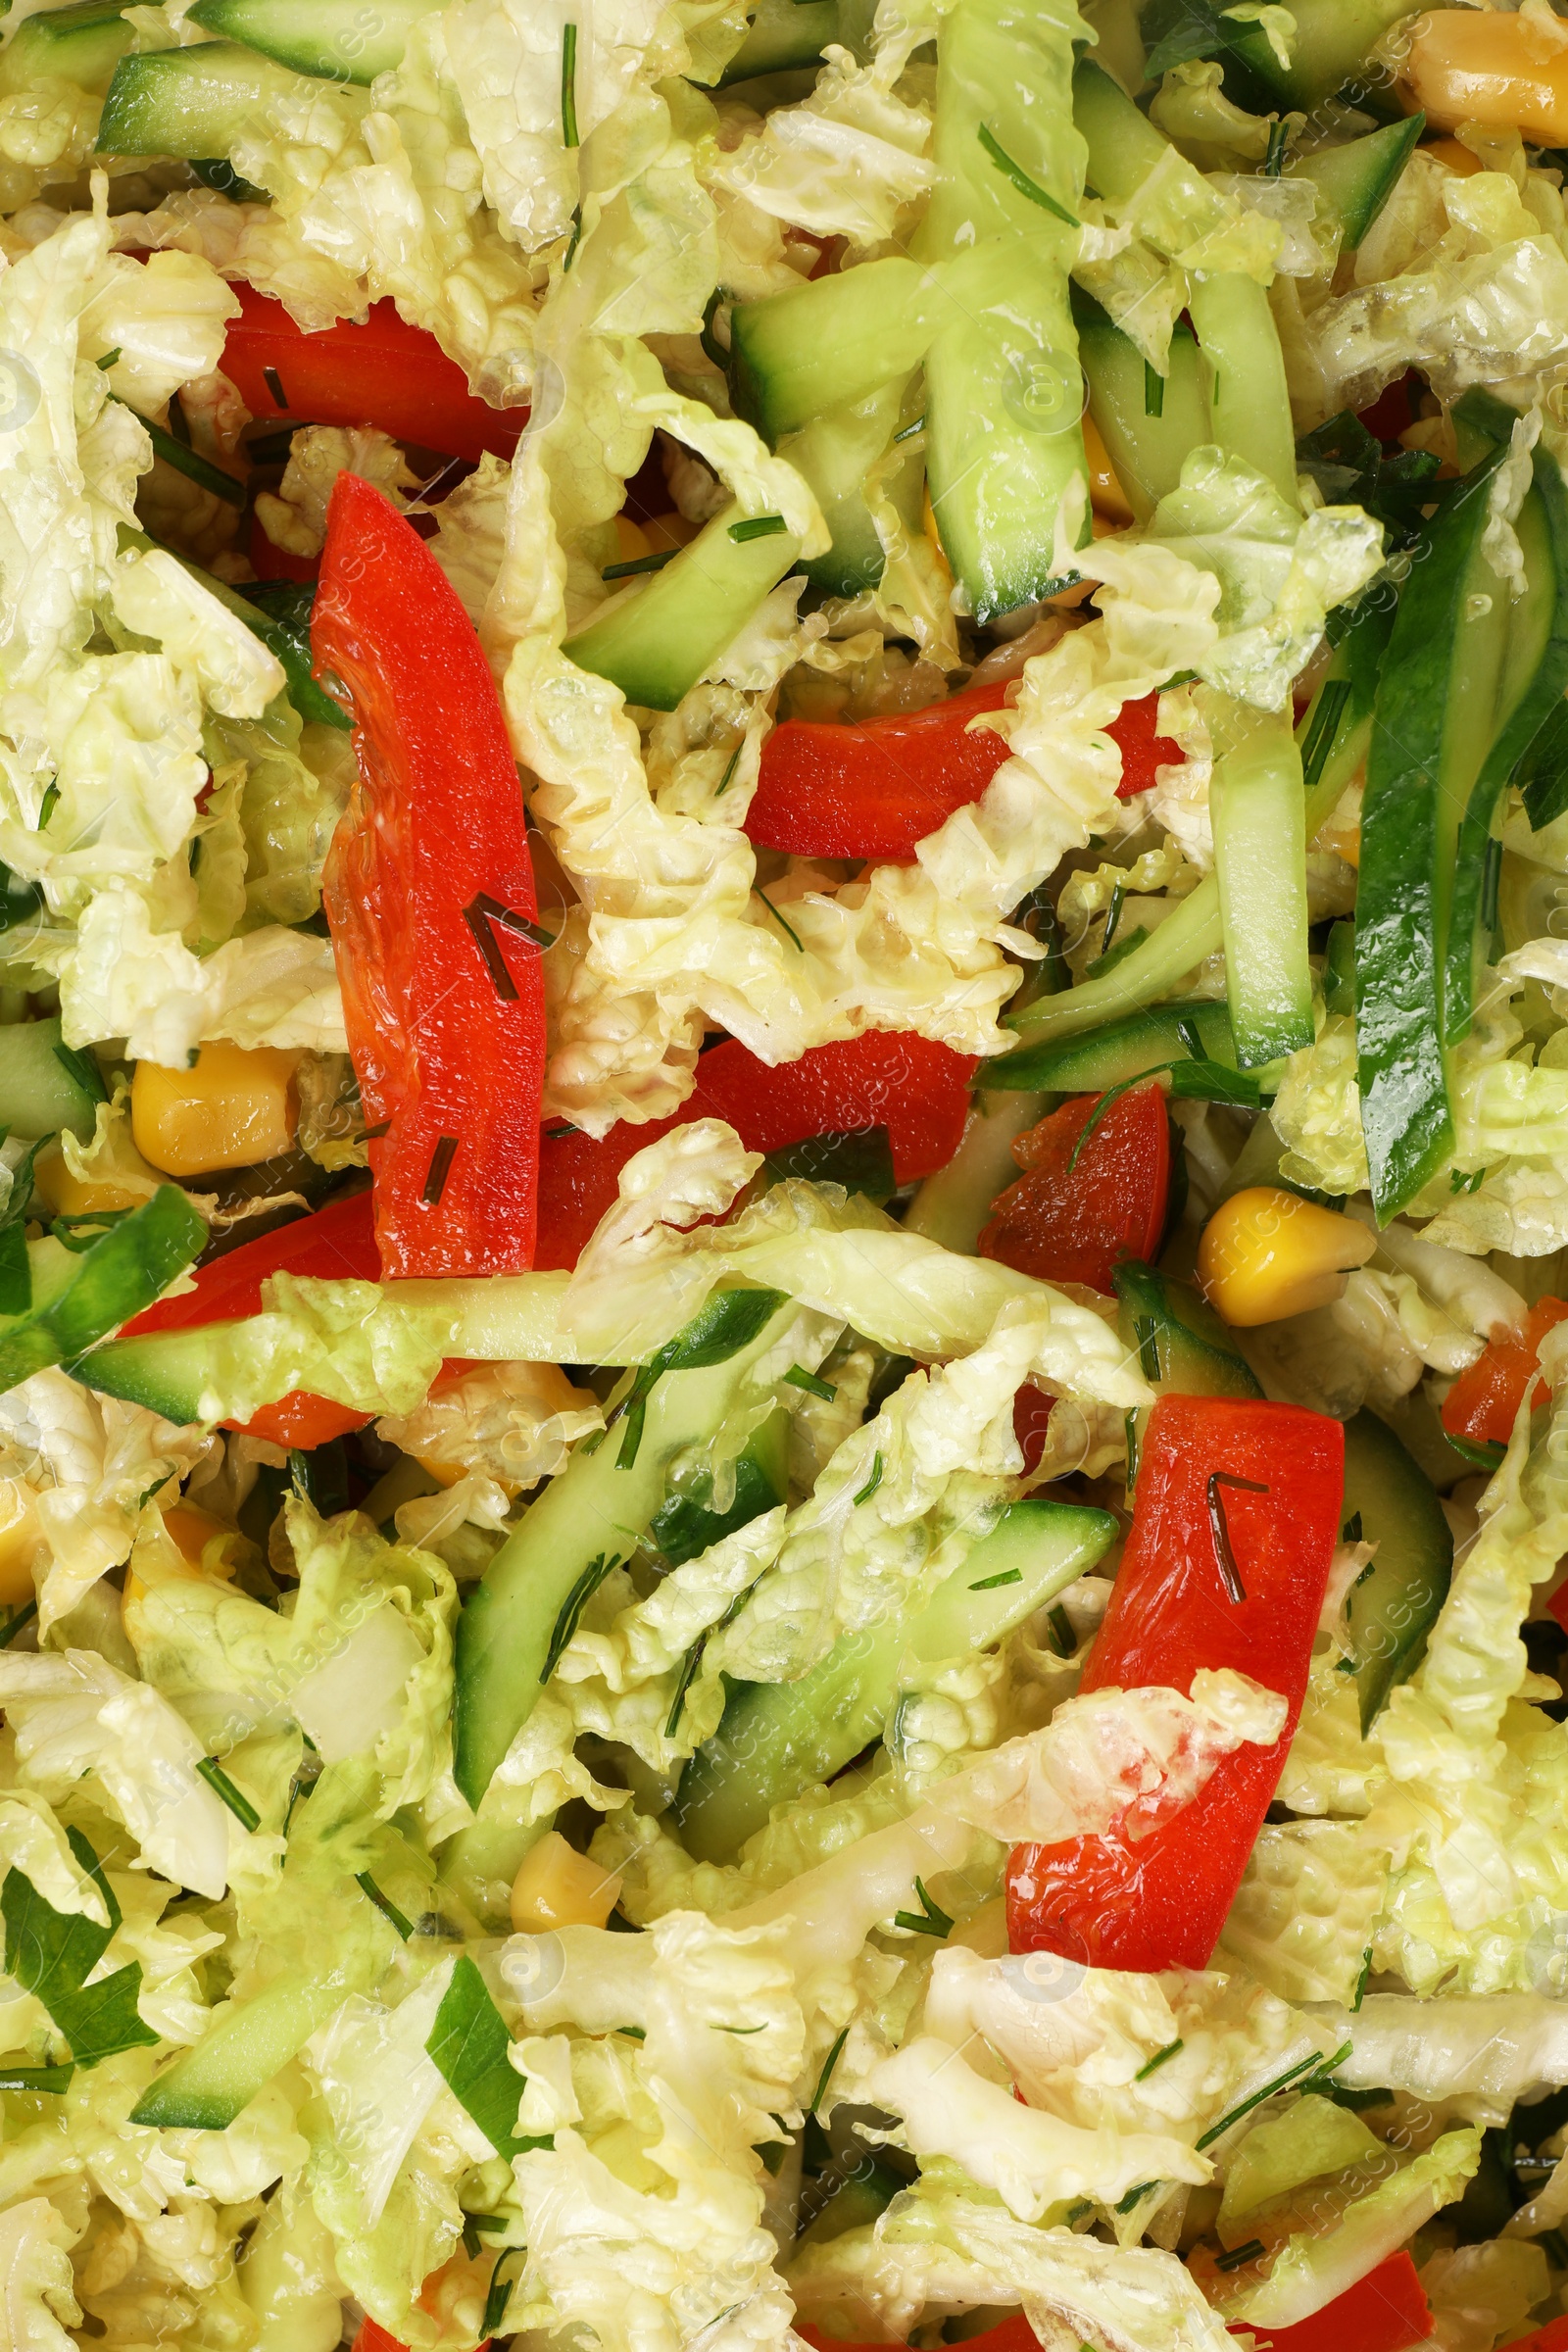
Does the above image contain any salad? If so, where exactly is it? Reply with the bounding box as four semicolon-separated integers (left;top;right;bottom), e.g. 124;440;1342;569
2;0;1568;2346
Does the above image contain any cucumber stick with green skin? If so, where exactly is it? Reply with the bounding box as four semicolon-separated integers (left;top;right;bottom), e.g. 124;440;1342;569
780;376;910;599
731;260;945;445
1340;1408;1452;1735
96;42;355;161
1076;292;1207;523
1;1192;206;1396
1284;116;1423;251
911;0;1088;618
0;1017;102;1142
1358;446;1513;1219
0;0;133;97
1004;591;1391;1057
1446;456;1568;1048
454;1290;802;1806
673;1496;1116;1863
185;0;440;84
1211;710;1313;1067
1186;272;1298;506
564;504;805;711
132;1966;371;2130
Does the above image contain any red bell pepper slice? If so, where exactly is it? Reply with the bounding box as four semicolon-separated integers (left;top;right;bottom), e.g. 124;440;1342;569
223;286;525;466
1006;1395;1344;1971
1441;1296;1568;1448
977;1082;1171;1295
315;476;546;1278
1494;2321;1568;2352
1230;2252;1434;2352
534;1032;976;1271
743;685;1181;863
120;1193;380;1446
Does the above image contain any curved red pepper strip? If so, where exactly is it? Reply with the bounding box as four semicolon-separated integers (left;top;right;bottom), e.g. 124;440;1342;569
534;1032;976;1271
223;286;526;468
315;475;547;1278
744;684;1182;864
1232;2252;1434;2352
1442;1296;1568;1446
121;1193;380;1446
1007;1395;1344;1972
979;1083;1171;1296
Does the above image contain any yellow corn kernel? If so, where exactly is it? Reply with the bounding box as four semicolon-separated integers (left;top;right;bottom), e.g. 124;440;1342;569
510;1832;623;1934
643;509;701;552
613;513;652;564
124;1502;241;1605
0;1479;38;1609
131;1043;300;1179
28;1143;155;1220
1083;414;1135;525
1199;1185;1377;1327
1401;12;1568;145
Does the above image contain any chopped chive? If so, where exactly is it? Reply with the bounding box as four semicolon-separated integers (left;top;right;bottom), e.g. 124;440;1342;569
892;1877;954;1938
729;513;787;543
810;2026;849;2115
1124;1407;1140;1493
36;783;58;831
1196;2048;1324;2149
1300;677;1352;794
854;1450;884;1506
1352;1946;1373;2008
356;1871;414;1939
0;2064;73;2093
713;744;743;798
893;411;926;443
753;886;804;953
1102;877;1125;956
482;2250;522;2340
1047;1601;1074;1657
1206;1472;1267;1604
1114;2180;1157;2213
1215;2238;1266;2273
603;548;675;582
472;889;555;950
1264;118;1289;176
561;21;579;148
96;347;122;370
422;1135;459;1206
1065;1069;1162;1178
1342;1509;1363;1543
361;1119;390;1141
0;1598;36;1649
1481;834;1502;937
112;398;246;505
977;122;1080;226
1175;1014;1206;1060
969;1565;1023;1590
564;205;583;271
543;1550;616;1681
463;898;519;1000
196;1757;262;1833
784;1364;836;1401
262;364;288;410
617;2024;646;2039
1144;362;1164;418
1136;2038;1184;2081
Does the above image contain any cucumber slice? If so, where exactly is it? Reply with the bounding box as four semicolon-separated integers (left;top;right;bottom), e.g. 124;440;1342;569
1358;442;1511;1218
95;42;337;161
2;1189;206;1395
185;0;440;84
0;1018;103;1143
648;1408;788;1567
564;504;804;712
1211;711;1313;1066
1340;1407;1452;1733
0;0;133;99
731;260;941;446
672;1496;1116;1863
1075;288;1207;523
1113;1259;1263;1402
779;376;909;599
131;1967;363;2130
719;0;838;83
1446;454;1568;1049
453;1289;800;1807
1250;0;1421;109
986;1001;1276;1099
912;0;1087;617
1187;271;1298;505
1286;116;1422;250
